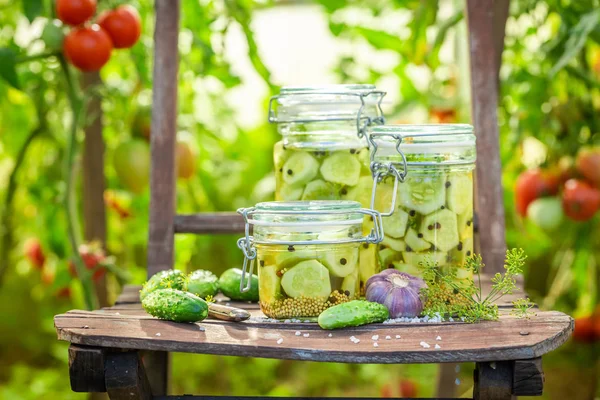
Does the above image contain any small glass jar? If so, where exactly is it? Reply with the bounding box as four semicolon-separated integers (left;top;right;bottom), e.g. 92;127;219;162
368;124;477;282
236;200;383;319
268;85;386;202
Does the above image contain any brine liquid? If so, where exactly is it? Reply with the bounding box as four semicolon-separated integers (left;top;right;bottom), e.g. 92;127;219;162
256;243;360;319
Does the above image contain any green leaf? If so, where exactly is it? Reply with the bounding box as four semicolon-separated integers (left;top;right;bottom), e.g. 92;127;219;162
550;8;600;76
353;27;404;51
0;48;20;89
23;0;45;22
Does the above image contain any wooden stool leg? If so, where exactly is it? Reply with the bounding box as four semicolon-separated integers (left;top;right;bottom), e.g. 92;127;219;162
473;361;515;400
105;351;152;400
142;351;169;395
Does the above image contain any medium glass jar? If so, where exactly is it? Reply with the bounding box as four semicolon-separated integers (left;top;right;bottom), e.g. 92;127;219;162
236;200;383;319
368;125;477;282
269;85;385;202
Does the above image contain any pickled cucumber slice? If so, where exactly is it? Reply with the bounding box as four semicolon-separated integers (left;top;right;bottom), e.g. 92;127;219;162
451;237;474;266
281;260;331;299
275;246;318;270
345;176;375;208
382;208;409;238
341;270;358;298
320;152;361;186
381;235;406;252
403;251;448;268
391;261;421;276
319;247;358;277
359;244;378;283
457;211;474;240
405;228;431;252
379;248;403;269
301;179;341;201
278;183;304;201
259;265;282;304
399;174;446;215
446;173;473;215
356;149;371;174
282;152;319;186
419;209;459;252
273;141;290;171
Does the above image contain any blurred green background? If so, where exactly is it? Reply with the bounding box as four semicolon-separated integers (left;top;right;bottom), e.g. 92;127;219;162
1;0;599;398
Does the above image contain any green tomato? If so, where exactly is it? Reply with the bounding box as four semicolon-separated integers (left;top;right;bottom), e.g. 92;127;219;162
41;20;65;51
527;197;563;231
113;139;150;194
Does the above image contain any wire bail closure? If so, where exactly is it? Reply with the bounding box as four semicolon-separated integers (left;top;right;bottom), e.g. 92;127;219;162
268;90;386;147
368;132;408;216
235;205;384;292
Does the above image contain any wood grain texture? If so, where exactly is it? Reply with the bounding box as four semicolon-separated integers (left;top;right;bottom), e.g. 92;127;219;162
492;0;510;79
142;351;169;396
466;0;507;274
105;351;152;400
155;397;459;400
174;213;245;234
147;0;180;278
82;71;108;307
513;358;544;396
473;361;515;400
69;344;106;392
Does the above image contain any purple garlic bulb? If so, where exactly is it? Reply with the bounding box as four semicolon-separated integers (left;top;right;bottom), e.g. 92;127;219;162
365;269;427;318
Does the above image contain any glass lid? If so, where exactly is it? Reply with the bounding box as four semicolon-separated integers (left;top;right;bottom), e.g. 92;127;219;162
249;200;364;226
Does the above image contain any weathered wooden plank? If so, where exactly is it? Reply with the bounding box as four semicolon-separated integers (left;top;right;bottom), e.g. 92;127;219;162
473;361;515;400
155;397;460;400
69;344;106;392
147;0;180;278
513;357;544;396
105;351;152;400
466;0;507;274
174;213;245;234
142;351;169;396
55;310;572;364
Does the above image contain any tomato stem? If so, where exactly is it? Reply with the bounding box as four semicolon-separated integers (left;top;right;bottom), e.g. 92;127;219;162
15;51;61;64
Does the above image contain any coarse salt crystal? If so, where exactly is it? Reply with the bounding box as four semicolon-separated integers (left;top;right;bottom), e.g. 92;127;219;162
385;336;391;340
350;336;356;341
199;326;205;332
225;303;230;306
295;331;301;336
395;335;401;339
284;319;291;323
304;320;310;323
420;341;431;348
354;339;360;344
277;338;284;344
455;378;461;385
435;344;441;349
436;336;442;341
373;342;379;348
328;333;333;337
303;333;310;338
371;335;379;341
115;312;120;315
155;333;161;337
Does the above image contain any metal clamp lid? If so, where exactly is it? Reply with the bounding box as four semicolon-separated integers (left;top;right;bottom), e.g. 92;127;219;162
235;205;384;293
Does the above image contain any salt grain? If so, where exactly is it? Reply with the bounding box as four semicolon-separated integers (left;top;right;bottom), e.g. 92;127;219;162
419;341;430;349
385;336;391;340
277;338;284;344
395;335;401;339
328;333;333;337
155;333;161;337
295;331;301;336
373;342;379;348
199;326;205;332
284;319;291;323
303;333;310;338
371;335;379;341
435;344;441;349
436;336;442;341
455;378;461;385
304;320;310;323
354;339;360;344
115;312;120;315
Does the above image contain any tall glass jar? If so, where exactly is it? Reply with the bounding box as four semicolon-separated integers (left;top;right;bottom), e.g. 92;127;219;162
368;125;477;282
236;200;383;319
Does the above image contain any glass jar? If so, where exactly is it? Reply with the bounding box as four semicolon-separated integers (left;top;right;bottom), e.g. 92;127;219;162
269;84;386;202
368;124;477;282
236;200;383;319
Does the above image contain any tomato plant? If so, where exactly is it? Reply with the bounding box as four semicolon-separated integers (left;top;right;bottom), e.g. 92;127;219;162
576;147;600;188
561;179;600;222
176;141;197;180
131;106;151;140
23;238;45;269
515;169;559;217
113;139;151;194
527;197;564;231
98;5;142;49
56;0;97;26
63;25;113;71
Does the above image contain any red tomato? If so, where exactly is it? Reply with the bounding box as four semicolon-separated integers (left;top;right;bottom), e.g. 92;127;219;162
56;287;72;299
68;244;107;282
379;383;393;398
24;238;45;269
573;316;597;343
56;0;96;26
429;108;457;123
63;25;113;72
515;169;559;216
576;147;600;188
104;191;132;219
561;179;600;221
97;5;141;49
399;379;418;398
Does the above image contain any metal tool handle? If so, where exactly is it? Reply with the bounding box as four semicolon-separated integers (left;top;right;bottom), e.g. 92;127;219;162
208;303;251;322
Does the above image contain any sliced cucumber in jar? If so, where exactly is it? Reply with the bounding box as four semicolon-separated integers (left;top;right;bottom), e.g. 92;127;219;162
259;265;282;304
301;179;341;201
382;208;409;238
274;141;290;172
457;211;474;240
278;183;304;201
318;247;358;278
341;270;358;298
275;246;318;270
404;228;431;252
280;260;331;299
391;261;421;276
320;152;361;186
419;209;459;252
398;174;446;215
359;244;378;283
403;251;448;268
379;247;403;269
381;235;406;252
451;237;474;266
446;173;473;215
282;152;319;186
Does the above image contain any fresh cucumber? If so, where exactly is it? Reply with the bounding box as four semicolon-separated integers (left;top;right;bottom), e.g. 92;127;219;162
398;174;446;215
419;209;459;252
318;300;389;329
142;289;208;323
281;260;331;298
446;173;472;215
218;268;259;301
186;269;219;298
140;269;186;300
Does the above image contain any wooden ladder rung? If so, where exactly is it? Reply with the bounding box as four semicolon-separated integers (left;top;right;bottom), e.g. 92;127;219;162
174;213;245;234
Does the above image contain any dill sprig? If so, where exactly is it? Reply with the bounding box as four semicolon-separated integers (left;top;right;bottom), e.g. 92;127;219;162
420;248;534;323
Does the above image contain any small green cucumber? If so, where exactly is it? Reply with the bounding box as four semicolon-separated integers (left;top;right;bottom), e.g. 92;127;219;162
186;269;219;298
318;300;389;330
142;289;208;323
140;269;186;300
218;268;259;301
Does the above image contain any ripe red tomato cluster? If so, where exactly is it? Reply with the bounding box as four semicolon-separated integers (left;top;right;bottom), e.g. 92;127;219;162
68;243;107;282
516;147;600;227
573;311;600;344
56;0;141;71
